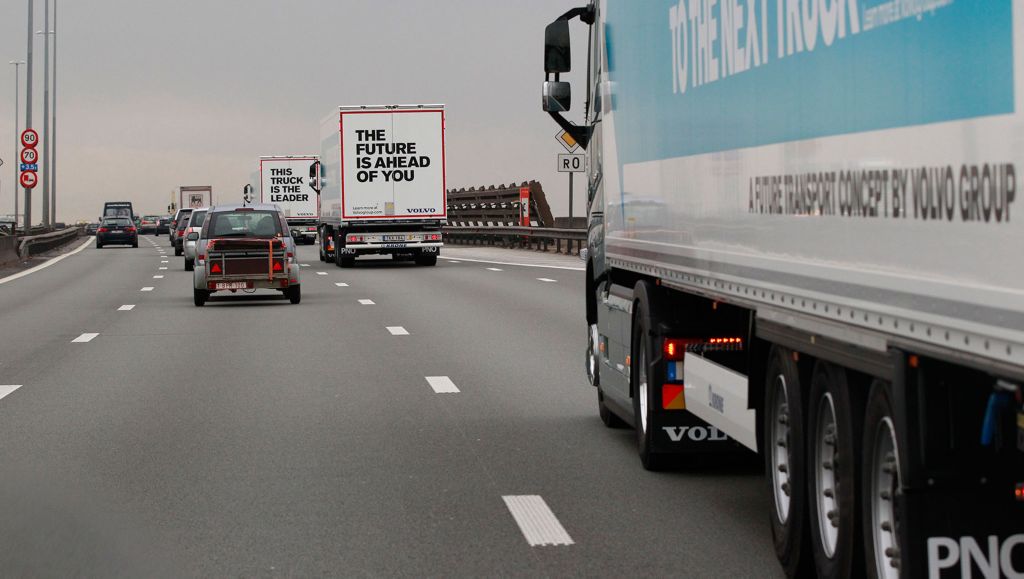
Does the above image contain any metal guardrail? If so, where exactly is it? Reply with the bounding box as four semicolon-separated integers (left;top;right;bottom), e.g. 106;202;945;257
444;225;586;255
19;227;82;258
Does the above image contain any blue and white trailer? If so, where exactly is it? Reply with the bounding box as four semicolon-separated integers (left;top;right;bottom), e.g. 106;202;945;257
543;2;1023;577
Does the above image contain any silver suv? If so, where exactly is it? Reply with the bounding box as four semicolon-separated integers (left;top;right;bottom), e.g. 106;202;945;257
191;204;301;306
182;208;207;271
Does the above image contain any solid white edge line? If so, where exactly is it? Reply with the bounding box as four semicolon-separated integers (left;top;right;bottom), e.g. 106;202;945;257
425;376;459;393
438;255;584;271
0;385;22;401
386;326;409;335
117;304;135;311
0;237;92;286
71;332;99;343
502;495;574;547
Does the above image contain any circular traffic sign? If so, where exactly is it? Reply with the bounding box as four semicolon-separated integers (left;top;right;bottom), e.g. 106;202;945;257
20;129;39;149
19;170;38;189
20;148;38;164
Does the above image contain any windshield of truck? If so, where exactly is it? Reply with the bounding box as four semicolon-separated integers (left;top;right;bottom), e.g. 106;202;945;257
207;210;283;238
104;206;132;218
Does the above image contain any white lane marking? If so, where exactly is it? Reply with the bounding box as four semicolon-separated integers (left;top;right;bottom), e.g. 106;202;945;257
159;267;167;270
447;260;461;263
0;385;22;401
300;263;310;267
334;282;349;287
118;304;135;311
425;376;459;393
439;255;584;272
0;238;92;286
358;299;375;305
386;326;409;336
140;287;154;292
502;495;574;547
316;271;327;276
486;267;503;272
537;278;557;283
72;333;99;343
153;275;164;279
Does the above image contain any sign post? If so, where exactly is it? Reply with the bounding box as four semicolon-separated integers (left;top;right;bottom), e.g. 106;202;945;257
556;130;582;221
519;186;530;226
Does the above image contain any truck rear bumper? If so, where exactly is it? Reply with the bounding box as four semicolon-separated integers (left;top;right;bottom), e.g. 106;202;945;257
341;242;442;255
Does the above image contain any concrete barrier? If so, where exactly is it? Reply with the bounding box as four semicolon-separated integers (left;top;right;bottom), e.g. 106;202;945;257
18;228;82;259
0;236;19;267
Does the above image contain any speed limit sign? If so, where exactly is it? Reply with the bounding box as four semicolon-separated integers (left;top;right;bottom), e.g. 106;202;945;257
20;170;38;189
20;129;38;149
20;148;37;164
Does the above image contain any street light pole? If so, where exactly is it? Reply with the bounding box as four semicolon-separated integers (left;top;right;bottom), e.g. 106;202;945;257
9;61;25;231
39;0;51;229
24;0;33;231
51;0;57;225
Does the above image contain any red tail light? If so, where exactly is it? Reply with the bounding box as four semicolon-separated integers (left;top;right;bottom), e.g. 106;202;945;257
125;226;137;232
97;227;109;233
210;262;221;274
176;230;184;237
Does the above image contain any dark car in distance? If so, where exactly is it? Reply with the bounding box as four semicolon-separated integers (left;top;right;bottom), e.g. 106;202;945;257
85;222;100;235
156;216;171;235
95;217;138;248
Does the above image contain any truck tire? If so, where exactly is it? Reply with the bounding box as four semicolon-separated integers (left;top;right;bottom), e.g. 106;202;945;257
193;288;208;307
631;280;670;471
184;258;193;271
861;380;904;579
807;362;865;578
415;255;437;266
764;346;813;578
174;245;182;256
286;284;301;304
318;242;326;262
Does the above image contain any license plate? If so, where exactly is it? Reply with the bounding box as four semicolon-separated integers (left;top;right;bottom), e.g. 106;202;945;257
215;281;251;290
383;235;405;241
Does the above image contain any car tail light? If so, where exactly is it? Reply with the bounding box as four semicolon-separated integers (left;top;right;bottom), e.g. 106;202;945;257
97;227;109;233
125;226;136;232
347;234;364;243
176;229;184;237
286;252;293;259
425;233;441;241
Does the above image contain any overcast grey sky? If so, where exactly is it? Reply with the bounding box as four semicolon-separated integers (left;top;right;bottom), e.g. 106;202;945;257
0;0;588;222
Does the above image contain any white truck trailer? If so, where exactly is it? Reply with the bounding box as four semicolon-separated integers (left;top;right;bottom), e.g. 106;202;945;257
316;104;446;267
543;2;1023;578
180;185;212;210
253;156;320;244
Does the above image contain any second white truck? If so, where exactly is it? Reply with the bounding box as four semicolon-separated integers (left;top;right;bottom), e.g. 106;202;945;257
316;104;446;267
253;155;320;245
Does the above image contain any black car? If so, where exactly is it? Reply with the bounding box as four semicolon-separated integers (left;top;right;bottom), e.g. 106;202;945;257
95;217;138;248
156;216;171;235
85;222;100;235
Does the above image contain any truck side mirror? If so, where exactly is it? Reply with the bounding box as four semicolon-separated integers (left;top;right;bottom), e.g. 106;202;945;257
242;184;254;205
543;81;571;112
309;161;322;194
544;20;571;73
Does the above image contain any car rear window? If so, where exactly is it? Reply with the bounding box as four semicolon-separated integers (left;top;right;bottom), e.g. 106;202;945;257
103;218;132;226
206;211;283;238
189;211;207;227
176;212;193;230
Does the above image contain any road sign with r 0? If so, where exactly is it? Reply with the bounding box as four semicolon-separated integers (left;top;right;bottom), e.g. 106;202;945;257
558;154;585;173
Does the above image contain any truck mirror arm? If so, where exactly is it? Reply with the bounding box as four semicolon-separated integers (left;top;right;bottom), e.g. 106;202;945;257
548;111;593;150
555;4;595;25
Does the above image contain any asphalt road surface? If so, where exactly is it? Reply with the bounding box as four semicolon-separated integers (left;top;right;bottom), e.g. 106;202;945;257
0;236;783;577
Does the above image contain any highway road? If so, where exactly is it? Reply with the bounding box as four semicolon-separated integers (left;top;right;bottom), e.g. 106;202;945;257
0;237;783;577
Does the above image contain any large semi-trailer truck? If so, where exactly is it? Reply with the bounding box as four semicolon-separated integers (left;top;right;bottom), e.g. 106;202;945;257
316;104;446;267
543;3;1023;578
253;156;320;244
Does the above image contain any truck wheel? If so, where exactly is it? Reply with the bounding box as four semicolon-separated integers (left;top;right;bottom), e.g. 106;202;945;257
415;255;437;266
807;362;865;578
287;284;301;304
861;380;903;579
174;246;182;256
764;346;813;577
193;288;208;307
318;242;326;262
184;258;193;271
631;281;669;471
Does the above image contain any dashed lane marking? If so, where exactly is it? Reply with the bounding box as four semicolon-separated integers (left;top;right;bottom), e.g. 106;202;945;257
335;282;349;287
439;255;584;272
386;326;409;336
153;275;164;279
159;267;167;270
537;278;557;283
316;271;327;276
502;495;574;547
486;267;503;272
0;385;22;401
0;238;92;286
425;376;459;393
140;287;154;292
71;333;99;343
358;299;375;305
118;305;135;311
